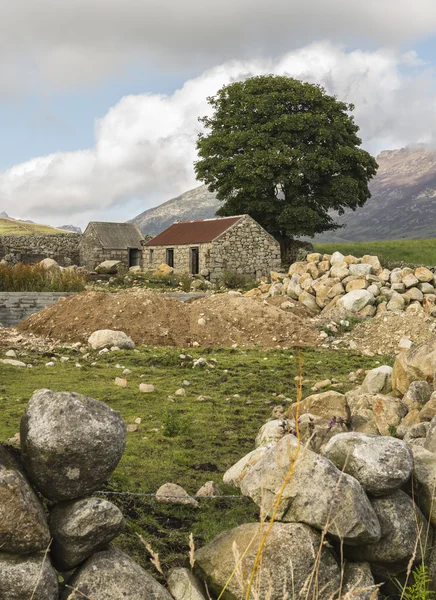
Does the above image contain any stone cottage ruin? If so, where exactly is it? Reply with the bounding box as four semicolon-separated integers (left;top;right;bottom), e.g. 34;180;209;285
144;215;281;282
79;222;144;271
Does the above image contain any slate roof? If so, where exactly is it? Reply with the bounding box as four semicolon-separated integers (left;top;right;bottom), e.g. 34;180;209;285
86;222;144;249
145;216;243;246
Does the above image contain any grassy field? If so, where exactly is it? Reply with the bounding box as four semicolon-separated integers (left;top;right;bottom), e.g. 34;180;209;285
0;345;390;578
0;218;68;236
314;238;436;267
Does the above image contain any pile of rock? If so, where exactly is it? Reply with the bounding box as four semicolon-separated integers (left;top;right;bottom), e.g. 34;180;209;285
259;251;436;317
0;389;172;600
189;336;436;600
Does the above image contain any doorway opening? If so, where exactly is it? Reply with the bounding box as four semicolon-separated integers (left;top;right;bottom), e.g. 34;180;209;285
190;247;199;275
128;248;141;267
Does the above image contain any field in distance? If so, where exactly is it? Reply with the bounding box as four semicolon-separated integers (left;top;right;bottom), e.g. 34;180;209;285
314;238;436;267
0;218;68;236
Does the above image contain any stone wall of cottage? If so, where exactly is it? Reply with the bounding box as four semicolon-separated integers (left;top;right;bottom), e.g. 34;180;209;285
144;243;212;273
207;216;281;282
144;216;281;282
0;234;81;266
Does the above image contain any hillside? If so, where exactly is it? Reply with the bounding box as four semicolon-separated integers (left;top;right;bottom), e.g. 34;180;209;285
130;184;219;235
132;146;436;242
0;218;70;236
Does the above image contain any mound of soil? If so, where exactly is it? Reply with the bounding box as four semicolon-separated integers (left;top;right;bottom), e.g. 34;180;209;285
342;311;436;355
16;289;320;348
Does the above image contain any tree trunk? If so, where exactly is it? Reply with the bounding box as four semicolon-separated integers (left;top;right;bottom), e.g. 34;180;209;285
277;236;314;267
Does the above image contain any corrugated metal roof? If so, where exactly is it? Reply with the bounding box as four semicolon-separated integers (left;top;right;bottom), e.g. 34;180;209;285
145;216;243;246
87;222;144;249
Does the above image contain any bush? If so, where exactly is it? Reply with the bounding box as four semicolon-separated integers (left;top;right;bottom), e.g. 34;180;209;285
221;270;257;290
0;263;87;292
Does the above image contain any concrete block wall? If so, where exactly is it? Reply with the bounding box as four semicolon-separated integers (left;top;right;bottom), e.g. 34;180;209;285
0;292;75;327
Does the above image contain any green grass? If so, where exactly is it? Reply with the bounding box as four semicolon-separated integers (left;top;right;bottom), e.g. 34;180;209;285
314;238;436;268
0;218;69;236
0;346;391;578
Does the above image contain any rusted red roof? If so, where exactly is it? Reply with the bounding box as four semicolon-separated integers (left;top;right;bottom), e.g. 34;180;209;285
145;216;243;246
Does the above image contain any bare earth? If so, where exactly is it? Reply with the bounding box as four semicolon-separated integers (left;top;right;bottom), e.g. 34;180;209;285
16;289;320;348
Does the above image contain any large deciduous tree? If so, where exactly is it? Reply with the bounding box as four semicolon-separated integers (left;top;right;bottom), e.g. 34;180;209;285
194;75;378;262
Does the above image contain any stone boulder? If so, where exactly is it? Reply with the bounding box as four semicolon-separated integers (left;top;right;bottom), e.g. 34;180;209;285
337;290;375;313
156;483;199;507
195;522;341;600
20;389;126;501
50;497;125;571
168;568;206;600
95;260;122;274
425;416;436;454
0;445;50;554
402;380;433;411
88;329;135;350
254;419;288;447
347;490;429;575
239;435;381;545
393;338;436;394
360;366;393;395
346;393;407;436
322;433;413;496
40;257;61;273
223;445;271;487
0;552;59;600
62;546;173;600
342;562;378;600
291;391;349;422
409;445;436;527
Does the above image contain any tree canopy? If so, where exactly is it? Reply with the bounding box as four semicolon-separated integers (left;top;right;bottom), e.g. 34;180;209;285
194;75;378;261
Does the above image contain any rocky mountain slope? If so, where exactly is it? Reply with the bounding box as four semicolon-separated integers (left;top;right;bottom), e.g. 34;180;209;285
131;146;436;242
130;185;219;236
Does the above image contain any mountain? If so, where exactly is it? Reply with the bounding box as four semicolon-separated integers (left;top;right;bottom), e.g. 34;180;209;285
131;146;436;242
58;224;82;233
130;185;219;236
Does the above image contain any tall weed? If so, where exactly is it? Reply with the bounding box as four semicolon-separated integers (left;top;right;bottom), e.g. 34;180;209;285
0;263;86;292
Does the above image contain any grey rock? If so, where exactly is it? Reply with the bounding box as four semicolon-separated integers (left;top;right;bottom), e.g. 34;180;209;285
349;264;373;277
0;552;58;600
342;562;378;600
0;358;27;367
360;366;393;395
156;483;199;507
223;445;271;487
254;419;288;447
240;435;381;545
88;329;135;350
348;490;429;575
403;380;433;410
20;389;126;501
425;417;436;454
0;445;50;554
95;260;122;274
50;497;125;571
409;445;436;527
338;290;375;313
195;522;341;600
62;546;173;600
322;432;413;496
168;568;206;600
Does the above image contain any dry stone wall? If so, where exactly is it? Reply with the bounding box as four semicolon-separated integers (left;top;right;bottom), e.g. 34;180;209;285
207;215;281;282
0;292;74;327
0;234;81;266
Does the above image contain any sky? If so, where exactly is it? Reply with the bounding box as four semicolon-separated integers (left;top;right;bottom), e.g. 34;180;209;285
2;1;436;228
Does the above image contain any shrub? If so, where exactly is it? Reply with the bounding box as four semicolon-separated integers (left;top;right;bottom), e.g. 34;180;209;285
221;270;257;290
0;263;87;292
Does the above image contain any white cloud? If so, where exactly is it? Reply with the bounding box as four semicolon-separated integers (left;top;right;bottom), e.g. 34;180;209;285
2;42;436;226
1;0;436;94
